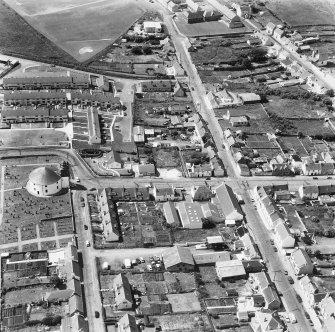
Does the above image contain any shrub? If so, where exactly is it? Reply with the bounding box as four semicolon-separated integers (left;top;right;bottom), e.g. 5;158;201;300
25;320;41;326
131;46;142;55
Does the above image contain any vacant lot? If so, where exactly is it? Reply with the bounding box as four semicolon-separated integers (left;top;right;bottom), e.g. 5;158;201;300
266;0;335;26
167;293;201;312
4;0;150;62
152;148;181;168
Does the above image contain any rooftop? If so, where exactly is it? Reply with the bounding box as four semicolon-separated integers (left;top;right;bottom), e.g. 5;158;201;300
28;167;61;186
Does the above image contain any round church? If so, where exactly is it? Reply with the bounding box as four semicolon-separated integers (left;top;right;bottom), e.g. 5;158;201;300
26;167;62;197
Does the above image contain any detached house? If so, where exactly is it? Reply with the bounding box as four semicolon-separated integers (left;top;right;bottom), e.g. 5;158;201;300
191;185;212;201
153;185;178;202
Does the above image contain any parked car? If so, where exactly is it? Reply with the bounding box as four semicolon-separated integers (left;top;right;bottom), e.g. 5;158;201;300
284;270;288;275
270;239;274;245
136;258;141;264
273;246;278;252
95;311;100;318
147;265;153;271
84;225;88;230
140;257;145;263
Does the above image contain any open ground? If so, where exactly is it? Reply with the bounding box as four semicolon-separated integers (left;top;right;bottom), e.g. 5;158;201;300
266;0;335;26
4;0;156;62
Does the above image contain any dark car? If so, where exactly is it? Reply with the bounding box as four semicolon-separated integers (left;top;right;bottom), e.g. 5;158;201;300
84;225;88;230
273;246;278;252
95;311;100;318
288;276;294;284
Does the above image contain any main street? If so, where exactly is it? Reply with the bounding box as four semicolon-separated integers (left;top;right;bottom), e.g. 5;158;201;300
243;192;314;332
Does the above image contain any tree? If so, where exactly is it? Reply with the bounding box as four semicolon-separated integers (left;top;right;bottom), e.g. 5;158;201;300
131;46;142;55
202;218;215;229
50;275;61;287
142;46;152;55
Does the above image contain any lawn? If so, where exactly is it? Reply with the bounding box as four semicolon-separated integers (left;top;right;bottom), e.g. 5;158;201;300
266;0;335;26
4;0;149;62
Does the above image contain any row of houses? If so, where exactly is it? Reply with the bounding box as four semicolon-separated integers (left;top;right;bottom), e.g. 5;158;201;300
98;188;120;242
299;276;335;332
1;106;68;124
135;80;185;96
3;91;122;109
2;74;90;90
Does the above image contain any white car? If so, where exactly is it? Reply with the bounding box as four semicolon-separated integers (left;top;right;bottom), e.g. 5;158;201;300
147;265;153;271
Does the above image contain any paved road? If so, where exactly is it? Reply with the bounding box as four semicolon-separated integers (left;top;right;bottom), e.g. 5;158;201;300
244;191;313;332
72;190;105;332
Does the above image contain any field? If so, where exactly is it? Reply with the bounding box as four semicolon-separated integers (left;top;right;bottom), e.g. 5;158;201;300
266;0;335;26
4;0;152;62
0;0;76;64
266;96;323;119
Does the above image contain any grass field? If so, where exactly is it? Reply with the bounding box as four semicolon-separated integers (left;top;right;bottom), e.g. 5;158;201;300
266;0;335;26
0;0;76;63
4;0;151;62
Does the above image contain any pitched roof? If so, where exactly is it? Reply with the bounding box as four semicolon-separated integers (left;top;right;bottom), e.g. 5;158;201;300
112;274;133;307
118;314;138;332
275;222;293;243
162;201;179;226
68;294;84;315
214;184;243;220
192;185;212;200
291;249;313;268
163;246;194;269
